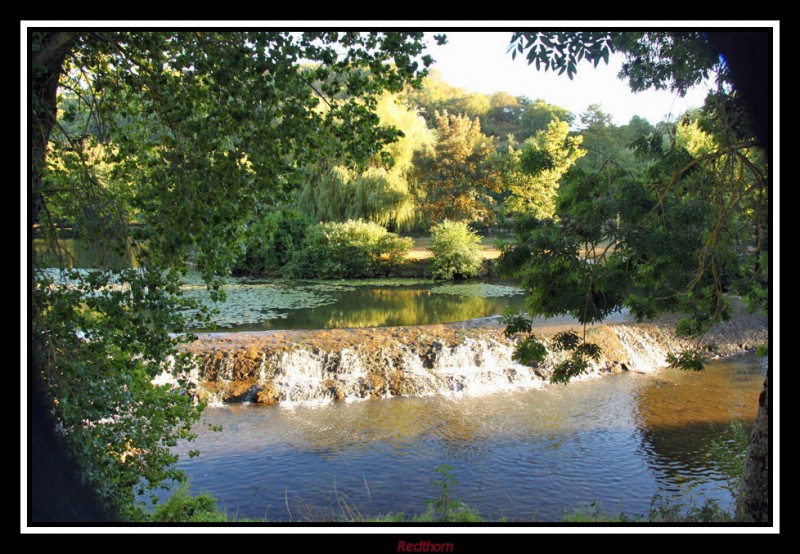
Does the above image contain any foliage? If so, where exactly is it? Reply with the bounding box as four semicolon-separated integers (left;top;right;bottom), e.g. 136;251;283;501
549;331;602;384
500;215;627;325
570;105;654;180
502;104;767;374
509;30;770;524
509;32;617;79
500;310;603;384
667;348;709;371
150;486;229;523
709;420;749;496
428;220;483;280
422;465;482;523
233;209;311;274
508;31;722;95
647;495;733;523
519;98;575;137
32;266;203;519
374;92;436;175
31;31;433;519
503;120;585;218
297;93;432;230
511;336;549;367
501;310;532;336
299;165;416;231
285;220;412;279
412;111;500;224
407;77;575;146
407;70;490;123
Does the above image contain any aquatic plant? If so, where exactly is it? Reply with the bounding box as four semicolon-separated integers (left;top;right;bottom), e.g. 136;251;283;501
430;283;524;298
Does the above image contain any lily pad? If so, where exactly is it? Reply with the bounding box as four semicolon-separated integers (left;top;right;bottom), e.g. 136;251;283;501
308;278;436;288
430;283;525;298
181;282;338;328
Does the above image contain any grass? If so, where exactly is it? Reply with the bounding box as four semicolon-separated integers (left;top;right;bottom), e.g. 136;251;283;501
150;489;739;524
560;497;735;523
151;464;739;524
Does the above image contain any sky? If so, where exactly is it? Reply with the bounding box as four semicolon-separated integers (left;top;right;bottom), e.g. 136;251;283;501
421;32;713;126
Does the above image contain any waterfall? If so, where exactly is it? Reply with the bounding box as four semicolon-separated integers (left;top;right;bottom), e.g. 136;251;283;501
177;315;767;406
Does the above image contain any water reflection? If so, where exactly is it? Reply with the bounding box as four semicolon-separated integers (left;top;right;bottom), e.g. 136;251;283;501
204;284;524;332
633;357;763;503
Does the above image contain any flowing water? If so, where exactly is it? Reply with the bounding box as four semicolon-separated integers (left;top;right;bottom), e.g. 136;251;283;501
35;239;770;521
172;354;764;521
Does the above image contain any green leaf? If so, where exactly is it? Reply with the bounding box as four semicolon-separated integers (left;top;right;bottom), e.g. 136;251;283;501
512;335;548;366
666;349;707;371
552;330;581;352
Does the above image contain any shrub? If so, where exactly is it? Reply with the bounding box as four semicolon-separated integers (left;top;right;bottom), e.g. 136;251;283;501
709;420;749;495
151;486;229;522
285;219;412;279
429;220;483;280
233;209;310;274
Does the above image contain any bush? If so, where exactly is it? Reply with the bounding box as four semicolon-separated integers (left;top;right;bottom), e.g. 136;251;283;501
233;209;310;274
285;219;412;279
429;220;483;280
151;486;229;522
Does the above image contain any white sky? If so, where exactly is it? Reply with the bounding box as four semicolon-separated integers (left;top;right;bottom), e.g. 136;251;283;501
422;31;714;126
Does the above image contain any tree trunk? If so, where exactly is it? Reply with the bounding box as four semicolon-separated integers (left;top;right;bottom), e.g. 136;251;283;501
707;31;772;525
31;32;79;229
30;31;103;522
738;367;770;522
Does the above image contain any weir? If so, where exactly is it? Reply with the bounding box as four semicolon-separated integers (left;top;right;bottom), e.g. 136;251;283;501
176;308;767;405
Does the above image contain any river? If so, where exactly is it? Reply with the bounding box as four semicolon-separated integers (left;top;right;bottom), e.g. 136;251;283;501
170;354;763;521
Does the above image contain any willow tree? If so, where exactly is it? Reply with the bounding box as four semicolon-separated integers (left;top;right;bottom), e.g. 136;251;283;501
298;93;432;230
29;30;436;520
506;30;771;522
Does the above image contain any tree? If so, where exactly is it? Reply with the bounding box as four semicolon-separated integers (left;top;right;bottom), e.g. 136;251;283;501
297;93;431;230
503;120;585;219
564;106;654;196
519;98;575;139
412;111;500;224
30;30;436;520
506;30;771;522
407;70;491;123
578;103;613;129
488;91;522;124
481;92;527;143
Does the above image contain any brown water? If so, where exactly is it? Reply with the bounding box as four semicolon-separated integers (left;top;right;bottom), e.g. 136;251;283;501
171;354;764;521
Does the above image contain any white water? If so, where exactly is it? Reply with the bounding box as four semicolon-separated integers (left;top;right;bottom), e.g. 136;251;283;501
174;355;766;521
186;323;729;405
611;326;671;373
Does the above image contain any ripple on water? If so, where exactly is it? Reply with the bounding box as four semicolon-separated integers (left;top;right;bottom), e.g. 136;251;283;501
177;355;764;521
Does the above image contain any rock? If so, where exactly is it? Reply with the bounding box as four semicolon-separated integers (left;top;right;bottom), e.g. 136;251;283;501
255;381;280;405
